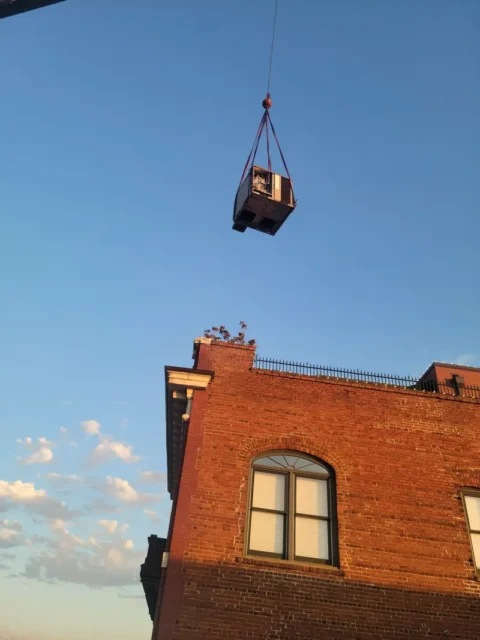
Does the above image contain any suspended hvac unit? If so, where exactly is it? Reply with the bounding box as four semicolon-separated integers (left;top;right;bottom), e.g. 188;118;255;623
0;0;65;19
232;93;296;237
233;165;295;236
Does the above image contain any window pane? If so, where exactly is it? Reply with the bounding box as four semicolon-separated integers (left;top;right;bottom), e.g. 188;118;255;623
268;456;289;468
465;496;480;531
250;511;284;555
472;534;480;569
295;516;329;560
252;471;285;511
296;477;328;516
296;462;329;474
254;457;283;468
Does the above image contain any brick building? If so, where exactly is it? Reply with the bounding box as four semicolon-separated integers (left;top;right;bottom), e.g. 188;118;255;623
142;338;480;639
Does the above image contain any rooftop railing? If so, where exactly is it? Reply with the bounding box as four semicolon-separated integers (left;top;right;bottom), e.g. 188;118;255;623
253;356;480;400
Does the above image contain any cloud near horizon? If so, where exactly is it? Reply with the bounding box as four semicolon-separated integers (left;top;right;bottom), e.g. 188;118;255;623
0;520;25;549
2;417;162;600
19;518;143;588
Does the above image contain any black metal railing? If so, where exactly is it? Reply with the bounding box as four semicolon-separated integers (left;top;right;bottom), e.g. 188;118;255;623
253;356;480;400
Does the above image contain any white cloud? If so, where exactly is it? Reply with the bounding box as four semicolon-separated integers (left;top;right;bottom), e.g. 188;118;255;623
0;480;75;520
0;521;25;549
106;547;125;568
40;473;83;485
17;436;53;448
102;477;162;508
123;540;134;550
456;353;477;366
0;520;22;532
69;441;78;448
143;509;160;524
98;520;119;534
0;529;19;542
89;439;139;466
0;480;47;503
105;477;139;503
81;420;140;466
97;520;130;535
81;420;101;436
49;520;93;549
17;437;55;466
22;447;54;465
60;426;68;435
138;470;167;485
51;519;66;532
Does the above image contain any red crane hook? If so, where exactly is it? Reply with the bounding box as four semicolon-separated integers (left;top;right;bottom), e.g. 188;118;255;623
262;94;272;110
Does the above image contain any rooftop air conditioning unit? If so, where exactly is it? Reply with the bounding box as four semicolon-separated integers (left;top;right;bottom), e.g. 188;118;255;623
232;165;296;236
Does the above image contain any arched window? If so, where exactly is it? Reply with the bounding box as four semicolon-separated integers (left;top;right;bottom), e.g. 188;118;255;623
247;452;338;565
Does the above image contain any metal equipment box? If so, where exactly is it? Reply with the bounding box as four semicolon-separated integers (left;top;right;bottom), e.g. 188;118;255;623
232;165;295;236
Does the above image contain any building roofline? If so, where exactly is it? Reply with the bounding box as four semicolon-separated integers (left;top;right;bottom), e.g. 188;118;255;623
420;361;480;378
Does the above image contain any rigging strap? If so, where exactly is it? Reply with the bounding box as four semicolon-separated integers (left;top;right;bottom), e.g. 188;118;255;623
238;102;294;202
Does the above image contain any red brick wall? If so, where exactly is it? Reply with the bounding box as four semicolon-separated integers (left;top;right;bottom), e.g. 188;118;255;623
433;363;480;389
154;342;480;639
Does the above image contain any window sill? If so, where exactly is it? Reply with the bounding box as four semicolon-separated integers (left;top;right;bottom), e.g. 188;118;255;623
236;555;344;576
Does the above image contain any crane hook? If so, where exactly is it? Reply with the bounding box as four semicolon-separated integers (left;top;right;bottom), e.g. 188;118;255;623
262;94;272;110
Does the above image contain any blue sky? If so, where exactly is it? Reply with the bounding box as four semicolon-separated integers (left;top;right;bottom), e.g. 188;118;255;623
0;0;478;638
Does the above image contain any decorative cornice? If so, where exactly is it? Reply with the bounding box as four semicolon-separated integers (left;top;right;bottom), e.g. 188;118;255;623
166;368;212;390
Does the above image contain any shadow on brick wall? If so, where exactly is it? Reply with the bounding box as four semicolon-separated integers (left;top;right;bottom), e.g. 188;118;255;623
153;557;480;640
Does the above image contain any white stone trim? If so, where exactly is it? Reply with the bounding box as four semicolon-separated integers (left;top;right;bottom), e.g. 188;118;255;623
167;370;211;390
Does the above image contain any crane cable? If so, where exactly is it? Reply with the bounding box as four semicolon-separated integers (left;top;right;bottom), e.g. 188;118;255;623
266;0;279;97
238;0;294;201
